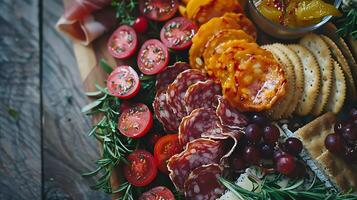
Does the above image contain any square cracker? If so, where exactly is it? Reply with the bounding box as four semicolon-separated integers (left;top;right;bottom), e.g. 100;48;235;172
295;112;357;191
295;112;335;159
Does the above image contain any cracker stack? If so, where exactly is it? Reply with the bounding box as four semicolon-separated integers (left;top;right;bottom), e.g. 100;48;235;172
263;33;357;119
295;113;357;191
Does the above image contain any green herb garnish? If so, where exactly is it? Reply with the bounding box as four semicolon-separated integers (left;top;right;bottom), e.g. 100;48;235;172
112;0;137;25
219;175;357;200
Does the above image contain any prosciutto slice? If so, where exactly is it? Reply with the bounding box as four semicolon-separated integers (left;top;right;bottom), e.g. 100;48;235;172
56;0;116;45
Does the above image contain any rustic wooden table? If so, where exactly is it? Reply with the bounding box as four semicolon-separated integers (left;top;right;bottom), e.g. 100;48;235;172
0;0;110;199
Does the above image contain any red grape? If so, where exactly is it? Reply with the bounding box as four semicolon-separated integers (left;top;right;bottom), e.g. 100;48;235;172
260;143;274;159
287;161;306;178
325;134;344;154
245;124;263;144
334;120;346;135
276;154;296;175
232;157;247;171
344;146;357;162
350;108;357;120
250;113;268;125
244;146;261;165
284;137;303;156
263;125;280;144
273;149;289;161
342;125;357;141
133;16;148;33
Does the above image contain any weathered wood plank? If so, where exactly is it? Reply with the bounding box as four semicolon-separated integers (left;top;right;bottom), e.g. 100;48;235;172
0;0;41;199
42;0;110;199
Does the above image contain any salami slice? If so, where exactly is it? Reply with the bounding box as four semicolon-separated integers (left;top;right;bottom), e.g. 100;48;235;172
139;186;175;200
184;164;225;200
216;96;248;129
156;62;191;91
167;69;207;119
153;89;180;132
184;80;222;114
167;139;224;191
178;108;227;145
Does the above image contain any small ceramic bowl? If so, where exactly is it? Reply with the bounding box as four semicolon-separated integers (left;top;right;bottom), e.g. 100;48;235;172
248;0;342;39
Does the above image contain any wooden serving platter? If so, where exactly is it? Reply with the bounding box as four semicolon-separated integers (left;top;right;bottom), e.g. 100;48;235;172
62;0;357;197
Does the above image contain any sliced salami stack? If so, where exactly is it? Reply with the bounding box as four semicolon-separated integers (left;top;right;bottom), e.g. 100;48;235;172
153;62;249;200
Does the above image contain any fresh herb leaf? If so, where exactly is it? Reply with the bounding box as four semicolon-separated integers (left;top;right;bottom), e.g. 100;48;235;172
99;59;114;74
81;100;102;113
337;8;357;39
112;0;138;25
219;175;357;200
85;91;103;97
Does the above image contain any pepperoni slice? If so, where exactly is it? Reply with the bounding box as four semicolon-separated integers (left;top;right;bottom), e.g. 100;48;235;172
139;186;175;200
184;164;225;200
137;39;169;75
167;138;224;191
160;17;197;50
216;96;249;129
107;66;140;99
156;62;190;91
178;108;227;146
153;89;181;132
184;80;222;114
107;25;138;59
166;69;206;119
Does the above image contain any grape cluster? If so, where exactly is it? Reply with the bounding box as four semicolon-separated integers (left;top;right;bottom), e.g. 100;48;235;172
231;113;305;178
325;108;357;162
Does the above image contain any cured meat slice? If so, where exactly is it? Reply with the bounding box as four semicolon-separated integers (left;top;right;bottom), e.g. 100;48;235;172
156;62;191;91
184;164;225;200
167;69;206;118
56;0;115;45
178;108;227;145
153;89;180;132
216;96;248;129
167;139;224;191
184;80;222;114
139;186;175;200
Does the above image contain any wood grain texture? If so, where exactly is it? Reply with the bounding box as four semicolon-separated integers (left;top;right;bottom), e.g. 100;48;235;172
0;0;41;199
42;0;109;199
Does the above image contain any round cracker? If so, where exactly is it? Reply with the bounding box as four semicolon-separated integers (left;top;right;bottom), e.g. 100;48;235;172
321;35;356;101
272;43;304;117
300;33;333;116
288;44;321;116
262;45;296;119
325;61;346;114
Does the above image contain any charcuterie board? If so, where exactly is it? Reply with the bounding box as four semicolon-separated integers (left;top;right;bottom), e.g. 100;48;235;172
60;0;357;199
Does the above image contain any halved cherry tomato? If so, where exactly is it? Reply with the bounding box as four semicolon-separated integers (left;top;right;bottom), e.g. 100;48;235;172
137;39;169;75
139;0;179;21
124;150;158;187
118;103;153;138
133;16;149;33
154;134;182;174
139;186;175;200
160;17;197;50
107;66;140;99
107;25;138;59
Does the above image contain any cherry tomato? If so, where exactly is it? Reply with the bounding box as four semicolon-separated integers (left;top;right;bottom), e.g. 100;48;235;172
139;186;175;200
137;39;169;75
107;66;140;99
124;150;158;187
133;16;149;33
107;25;138;59
160;17;197;50
154;134;182;174
139;0;178;21
118;103;153;138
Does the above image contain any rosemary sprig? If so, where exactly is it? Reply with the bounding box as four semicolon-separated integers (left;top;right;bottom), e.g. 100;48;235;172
219;175;357;200
112;0;138;25
337;8;357;39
